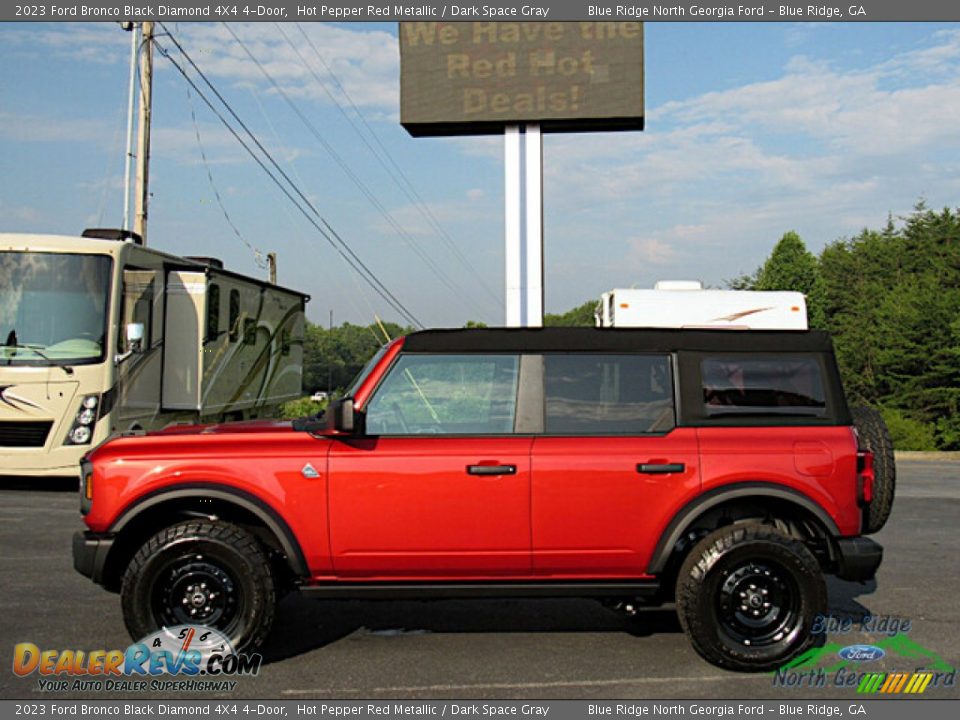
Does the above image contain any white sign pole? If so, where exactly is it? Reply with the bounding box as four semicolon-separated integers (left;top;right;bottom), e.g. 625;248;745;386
525;123;544;328
504;125;522;327
504;124;544;328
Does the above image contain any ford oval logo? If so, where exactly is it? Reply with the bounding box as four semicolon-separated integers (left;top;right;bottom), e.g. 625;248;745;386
839;644;886;662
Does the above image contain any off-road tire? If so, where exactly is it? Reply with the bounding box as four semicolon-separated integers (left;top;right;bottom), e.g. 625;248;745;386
121;520;275;654
851;405;896;533
675;524;826;672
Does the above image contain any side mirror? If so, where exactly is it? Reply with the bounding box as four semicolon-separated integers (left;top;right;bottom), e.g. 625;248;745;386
333;398;355;434
115;322;145;365
126;322;145;352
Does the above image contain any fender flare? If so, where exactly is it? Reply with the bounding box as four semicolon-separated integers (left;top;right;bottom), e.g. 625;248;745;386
109;484;310;578
647;482;841;574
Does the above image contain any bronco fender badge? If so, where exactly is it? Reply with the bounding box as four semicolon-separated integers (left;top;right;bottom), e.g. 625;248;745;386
301;463;320;479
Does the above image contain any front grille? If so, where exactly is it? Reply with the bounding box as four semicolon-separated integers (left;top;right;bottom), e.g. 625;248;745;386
0;421;53;447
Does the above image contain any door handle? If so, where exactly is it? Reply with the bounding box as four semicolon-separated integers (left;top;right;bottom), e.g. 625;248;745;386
637;463;685;474
467;464;517;476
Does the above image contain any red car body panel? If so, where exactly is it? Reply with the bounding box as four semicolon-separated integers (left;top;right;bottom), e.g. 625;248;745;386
696;426;862;536
328;437;533;576
530;430;700;577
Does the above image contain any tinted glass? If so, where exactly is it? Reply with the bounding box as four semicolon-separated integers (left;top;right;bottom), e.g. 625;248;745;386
544;354;674;435
702;356;826;417
228;289;240;342
366;354;519;435
206;283;220;340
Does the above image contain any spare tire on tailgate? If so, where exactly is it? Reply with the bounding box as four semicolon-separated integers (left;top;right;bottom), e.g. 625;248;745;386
851;406;896;533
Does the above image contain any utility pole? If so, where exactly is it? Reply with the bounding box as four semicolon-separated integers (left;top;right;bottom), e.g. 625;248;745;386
121;23;138;233
267;253;277;284
133;21;154;245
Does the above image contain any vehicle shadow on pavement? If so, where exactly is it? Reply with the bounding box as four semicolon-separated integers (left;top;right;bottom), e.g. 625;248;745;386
0;476;78;491
826;576;879;622
259;596;683;664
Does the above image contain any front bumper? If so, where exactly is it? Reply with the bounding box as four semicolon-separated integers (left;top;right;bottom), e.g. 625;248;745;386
835;537;883;582
72;531;114;585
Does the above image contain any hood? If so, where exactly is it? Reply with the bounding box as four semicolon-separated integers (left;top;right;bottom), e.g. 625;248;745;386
152;418;296;436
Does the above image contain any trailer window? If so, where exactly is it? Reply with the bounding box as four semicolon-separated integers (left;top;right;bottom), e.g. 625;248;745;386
206;283;221;341
228;289;240;343
544;354;675;435
701;356;826;417
243;318;257;345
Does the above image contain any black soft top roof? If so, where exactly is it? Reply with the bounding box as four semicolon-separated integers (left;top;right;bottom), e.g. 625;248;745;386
402;327;834;354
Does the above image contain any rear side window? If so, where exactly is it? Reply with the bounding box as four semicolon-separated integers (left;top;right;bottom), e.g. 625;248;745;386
701;356;826;417
366;354;520;435
544;354;675;435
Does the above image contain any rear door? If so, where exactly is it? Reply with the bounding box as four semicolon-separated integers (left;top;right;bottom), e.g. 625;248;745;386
531;353;700;576
328;352;533;577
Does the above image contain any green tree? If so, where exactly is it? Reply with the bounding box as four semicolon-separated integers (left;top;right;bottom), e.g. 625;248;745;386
754;231;827;328
544;300;597;327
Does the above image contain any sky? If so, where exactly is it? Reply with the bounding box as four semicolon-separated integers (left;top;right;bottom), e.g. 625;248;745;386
2;21;960;328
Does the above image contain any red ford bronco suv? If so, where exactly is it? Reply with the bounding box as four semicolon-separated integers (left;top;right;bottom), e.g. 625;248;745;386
73;328;891;671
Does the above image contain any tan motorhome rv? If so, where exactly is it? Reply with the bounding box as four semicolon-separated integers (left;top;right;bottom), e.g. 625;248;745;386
0;232;308;480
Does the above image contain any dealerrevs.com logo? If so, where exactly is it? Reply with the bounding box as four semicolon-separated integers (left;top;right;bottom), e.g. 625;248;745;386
13;625;261;693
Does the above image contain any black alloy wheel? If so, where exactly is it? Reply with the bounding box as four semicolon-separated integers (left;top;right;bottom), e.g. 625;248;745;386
675;523;826;672
121;520;275;654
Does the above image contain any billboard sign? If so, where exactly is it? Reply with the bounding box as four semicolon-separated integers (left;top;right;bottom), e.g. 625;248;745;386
400;21;644;136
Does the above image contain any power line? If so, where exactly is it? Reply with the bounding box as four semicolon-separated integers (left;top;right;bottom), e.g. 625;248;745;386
222;23;484;318
185;84;268;270
153;29;423;328
285;22;502;309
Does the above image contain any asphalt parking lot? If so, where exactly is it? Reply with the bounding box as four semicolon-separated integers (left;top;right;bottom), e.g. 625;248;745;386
1;459;958;700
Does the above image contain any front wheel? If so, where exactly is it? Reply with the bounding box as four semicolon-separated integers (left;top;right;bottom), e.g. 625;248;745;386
121;520;275;654
675;524;826;672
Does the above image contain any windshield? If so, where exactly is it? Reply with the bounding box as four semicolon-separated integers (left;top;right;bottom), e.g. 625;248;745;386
344;343;390;398
0;251;112;365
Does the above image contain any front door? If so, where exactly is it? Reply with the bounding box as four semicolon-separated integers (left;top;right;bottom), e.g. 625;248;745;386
328;352;532;578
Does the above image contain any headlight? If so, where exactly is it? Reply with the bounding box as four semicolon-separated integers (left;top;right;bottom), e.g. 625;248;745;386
70;426;92;445
65;395;101;445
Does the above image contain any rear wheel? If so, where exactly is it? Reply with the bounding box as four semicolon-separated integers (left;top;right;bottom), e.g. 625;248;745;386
675;524;826;672
121;520;275;654
851;406;896;533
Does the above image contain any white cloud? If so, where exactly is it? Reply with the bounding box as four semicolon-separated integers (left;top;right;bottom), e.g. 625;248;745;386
164;23;399;112
535;27;960;303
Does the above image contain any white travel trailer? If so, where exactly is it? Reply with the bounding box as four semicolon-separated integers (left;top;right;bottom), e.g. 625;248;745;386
596;281;808;330
0;231;308;480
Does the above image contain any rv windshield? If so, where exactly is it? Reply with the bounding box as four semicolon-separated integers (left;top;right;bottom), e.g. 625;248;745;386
0;252;112;366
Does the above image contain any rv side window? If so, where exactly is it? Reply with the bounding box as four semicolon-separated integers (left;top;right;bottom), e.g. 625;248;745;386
281;328;291;356
228;289;240;343
206;283;221;341
701;356;826;417
121;269;155;352
243;318;257;345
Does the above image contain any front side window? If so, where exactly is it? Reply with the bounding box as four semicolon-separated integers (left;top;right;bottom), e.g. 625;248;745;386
365;354;520;435
701;356;826;417
0;251;112;365
544;354;675;435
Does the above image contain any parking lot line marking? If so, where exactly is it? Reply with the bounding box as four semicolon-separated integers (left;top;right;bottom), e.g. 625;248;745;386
283;674;746;695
